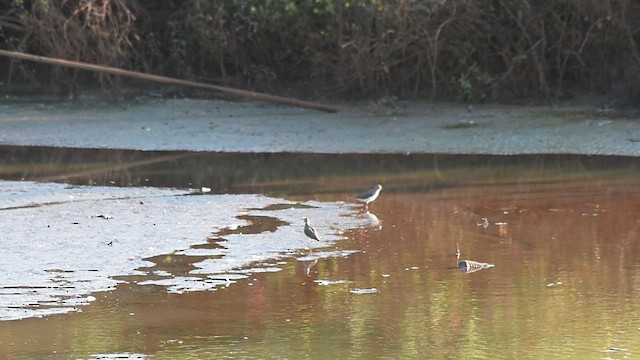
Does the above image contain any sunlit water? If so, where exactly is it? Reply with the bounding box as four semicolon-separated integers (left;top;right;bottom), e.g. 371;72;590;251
1;148;639;359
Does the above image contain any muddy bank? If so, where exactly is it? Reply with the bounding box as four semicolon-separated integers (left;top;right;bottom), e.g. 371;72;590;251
0;96;638;156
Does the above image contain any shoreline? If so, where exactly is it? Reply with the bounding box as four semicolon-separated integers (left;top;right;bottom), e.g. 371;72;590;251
0;95;638;157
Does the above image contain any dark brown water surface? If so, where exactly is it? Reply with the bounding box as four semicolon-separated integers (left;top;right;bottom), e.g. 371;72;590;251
1;147;639;359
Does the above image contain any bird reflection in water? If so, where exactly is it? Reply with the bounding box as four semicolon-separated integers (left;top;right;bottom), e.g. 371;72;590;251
352;210;382;242
301;257;318;276
362;211;382;230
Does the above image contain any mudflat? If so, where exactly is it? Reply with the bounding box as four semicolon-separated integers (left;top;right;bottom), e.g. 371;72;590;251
0;95;638;156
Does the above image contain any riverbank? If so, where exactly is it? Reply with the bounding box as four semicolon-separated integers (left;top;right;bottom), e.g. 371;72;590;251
0;94;639;156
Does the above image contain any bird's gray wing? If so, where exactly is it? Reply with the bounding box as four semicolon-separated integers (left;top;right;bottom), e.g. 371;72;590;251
355;187;377;200
305;226;320;240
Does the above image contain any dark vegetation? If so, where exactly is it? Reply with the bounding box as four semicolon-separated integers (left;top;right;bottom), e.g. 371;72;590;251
0;0;639;103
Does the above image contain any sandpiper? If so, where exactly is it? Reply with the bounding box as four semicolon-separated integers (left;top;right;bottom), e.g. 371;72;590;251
303;217;320;241
354;184;383;209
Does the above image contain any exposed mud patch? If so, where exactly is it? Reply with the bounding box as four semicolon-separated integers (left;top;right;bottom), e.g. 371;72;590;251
0;180;368;320
0;98;639;155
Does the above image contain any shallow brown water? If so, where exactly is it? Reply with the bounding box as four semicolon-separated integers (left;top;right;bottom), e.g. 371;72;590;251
1;148;640;359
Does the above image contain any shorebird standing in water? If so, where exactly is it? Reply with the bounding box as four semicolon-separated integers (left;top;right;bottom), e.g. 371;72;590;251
354;184;383;210
303;217;320;241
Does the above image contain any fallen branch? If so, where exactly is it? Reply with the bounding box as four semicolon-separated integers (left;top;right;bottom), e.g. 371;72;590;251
0;49;342;113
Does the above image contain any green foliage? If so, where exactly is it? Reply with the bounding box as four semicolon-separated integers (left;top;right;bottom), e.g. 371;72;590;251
453;74;473;101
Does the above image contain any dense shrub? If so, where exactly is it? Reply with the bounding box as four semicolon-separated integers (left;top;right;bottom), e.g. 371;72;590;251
0;0;639;102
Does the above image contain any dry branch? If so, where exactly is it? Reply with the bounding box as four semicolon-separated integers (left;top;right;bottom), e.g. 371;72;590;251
0;49;342;113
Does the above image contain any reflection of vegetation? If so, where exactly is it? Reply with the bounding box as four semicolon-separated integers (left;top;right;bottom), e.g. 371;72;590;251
217;215;289;236
0;146;638;198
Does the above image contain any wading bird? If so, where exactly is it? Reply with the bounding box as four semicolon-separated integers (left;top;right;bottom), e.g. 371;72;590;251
354;184;383;210
303;217;320;241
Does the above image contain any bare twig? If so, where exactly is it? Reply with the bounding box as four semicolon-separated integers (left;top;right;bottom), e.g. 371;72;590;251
426;5;457;100
0;49;343;112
